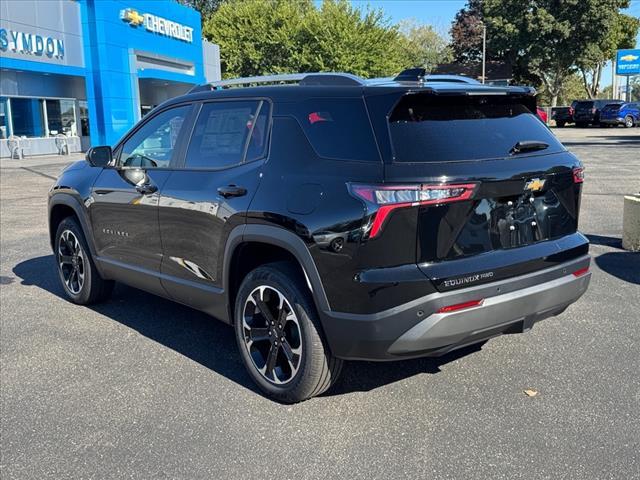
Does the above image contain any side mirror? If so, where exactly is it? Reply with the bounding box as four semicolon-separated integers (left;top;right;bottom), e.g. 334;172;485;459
85;146;112;167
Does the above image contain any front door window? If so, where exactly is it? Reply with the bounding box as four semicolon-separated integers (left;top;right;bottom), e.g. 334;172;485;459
120;106;190;169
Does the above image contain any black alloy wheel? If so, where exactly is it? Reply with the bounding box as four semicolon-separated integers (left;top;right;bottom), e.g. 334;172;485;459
55;216;114;304
234;262;343;403
58;229;86;295
241;285;303;385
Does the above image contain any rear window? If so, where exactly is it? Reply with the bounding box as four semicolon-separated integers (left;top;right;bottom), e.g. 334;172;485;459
297;98;379;162
388;94;564;163
576;101;594;109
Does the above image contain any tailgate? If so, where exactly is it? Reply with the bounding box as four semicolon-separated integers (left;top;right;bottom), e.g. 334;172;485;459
377;92;586;292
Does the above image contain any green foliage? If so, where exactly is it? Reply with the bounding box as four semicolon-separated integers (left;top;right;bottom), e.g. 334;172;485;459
536;73;586;106
177;0;225;18
203;0;422;79
397;19;452;72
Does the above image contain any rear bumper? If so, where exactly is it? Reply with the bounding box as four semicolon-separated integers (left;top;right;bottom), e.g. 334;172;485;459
321;255;591;360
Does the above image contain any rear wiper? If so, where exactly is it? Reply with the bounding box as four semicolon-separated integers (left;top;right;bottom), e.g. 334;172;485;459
510;140;549;155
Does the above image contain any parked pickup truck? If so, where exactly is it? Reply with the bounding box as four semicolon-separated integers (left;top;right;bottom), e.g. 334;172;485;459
551;101;577;127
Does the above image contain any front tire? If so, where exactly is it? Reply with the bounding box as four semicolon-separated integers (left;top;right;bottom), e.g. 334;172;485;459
55;217;114;304
624;115;634;128
234;262;343;403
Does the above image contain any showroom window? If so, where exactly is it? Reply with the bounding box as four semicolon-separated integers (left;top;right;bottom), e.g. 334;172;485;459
46;99;77;136
79;101;90;137
0;97;80;138
10;98;46;138
0;97;9;139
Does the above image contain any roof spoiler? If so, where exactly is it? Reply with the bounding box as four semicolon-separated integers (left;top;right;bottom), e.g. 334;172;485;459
394;68;427;82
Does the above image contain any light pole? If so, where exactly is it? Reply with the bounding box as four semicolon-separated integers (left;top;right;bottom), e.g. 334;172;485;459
480;21;487;84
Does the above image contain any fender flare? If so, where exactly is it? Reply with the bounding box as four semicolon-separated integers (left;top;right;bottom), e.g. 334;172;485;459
48;192;98;257
222;223;331;315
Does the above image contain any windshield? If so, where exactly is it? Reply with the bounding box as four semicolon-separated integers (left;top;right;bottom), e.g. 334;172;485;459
388;94;564;162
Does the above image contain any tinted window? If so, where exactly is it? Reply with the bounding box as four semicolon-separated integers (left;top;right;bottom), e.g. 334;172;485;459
184;101;262;169
575;101;594;109
389;94;564;163
245;102;270;161
297;98;379;161
120;106;189;168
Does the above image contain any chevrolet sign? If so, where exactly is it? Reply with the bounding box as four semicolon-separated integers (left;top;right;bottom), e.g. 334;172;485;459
120;8;194;43
616;49;640;76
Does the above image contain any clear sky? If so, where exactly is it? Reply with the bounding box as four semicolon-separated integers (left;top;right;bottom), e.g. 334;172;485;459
348;0;640;88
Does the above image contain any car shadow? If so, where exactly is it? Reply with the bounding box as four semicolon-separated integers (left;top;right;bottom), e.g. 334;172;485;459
586;234;624;249
13;255;486;400
584;234;640;285
594;251;640;285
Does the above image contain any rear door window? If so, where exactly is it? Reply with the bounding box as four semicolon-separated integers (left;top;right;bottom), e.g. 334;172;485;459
388;94;564;163
184;100;266;169
296;98;379;162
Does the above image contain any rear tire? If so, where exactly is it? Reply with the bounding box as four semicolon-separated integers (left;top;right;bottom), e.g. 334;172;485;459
55;217;114;304
576;122;587;128
556;121;565;128
234;262;343;403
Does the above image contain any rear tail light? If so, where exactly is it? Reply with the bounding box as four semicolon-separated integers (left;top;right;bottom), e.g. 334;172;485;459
572;267;589;277
350;183;477;238
437;299;484;313
569;107;574;115
573;167;584;183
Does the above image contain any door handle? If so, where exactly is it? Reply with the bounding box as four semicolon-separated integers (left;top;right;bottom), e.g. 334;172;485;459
217;185;247;198
135;183;158;195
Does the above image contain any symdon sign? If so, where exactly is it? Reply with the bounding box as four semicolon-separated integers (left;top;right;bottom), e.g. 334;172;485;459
0;28;65;59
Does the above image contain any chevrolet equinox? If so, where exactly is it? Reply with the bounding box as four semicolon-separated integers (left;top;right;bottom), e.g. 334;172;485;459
48;70;591;402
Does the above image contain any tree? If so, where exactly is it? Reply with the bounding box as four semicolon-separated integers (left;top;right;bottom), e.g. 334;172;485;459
577;12;639;98
398;19;451;72
633;77;640;102
450;0;483;64
177;0;225;19
451;0;638;107
537;73;585;106
302;0;409;77
203;0;411;79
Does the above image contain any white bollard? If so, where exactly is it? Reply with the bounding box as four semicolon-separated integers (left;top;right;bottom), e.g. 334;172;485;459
622;194;640;252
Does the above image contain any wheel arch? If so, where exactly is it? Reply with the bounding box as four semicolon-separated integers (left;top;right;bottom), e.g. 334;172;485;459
48;193;97;257
223;224;331;324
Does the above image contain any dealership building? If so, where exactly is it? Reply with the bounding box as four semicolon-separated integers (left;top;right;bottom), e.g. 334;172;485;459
0;0;220;157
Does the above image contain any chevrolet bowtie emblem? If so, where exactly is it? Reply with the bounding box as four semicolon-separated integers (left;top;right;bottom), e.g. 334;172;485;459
120;8;144;27
524;178;546;192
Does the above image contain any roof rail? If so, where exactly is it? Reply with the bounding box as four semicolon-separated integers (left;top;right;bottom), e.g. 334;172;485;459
189;72;365;93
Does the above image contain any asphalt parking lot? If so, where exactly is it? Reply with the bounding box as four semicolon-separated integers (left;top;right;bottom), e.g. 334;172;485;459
1;126;639;479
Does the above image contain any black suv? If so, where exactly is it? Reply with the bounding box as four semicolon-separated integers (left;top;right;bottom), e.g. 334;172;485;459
48;71;591;402
573;99;624;127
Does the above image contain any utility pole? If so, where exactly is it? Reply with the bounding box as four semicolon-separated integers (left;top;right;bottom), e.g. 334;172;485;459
626;75;631;102
481;22;487;84
612;57;617;99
